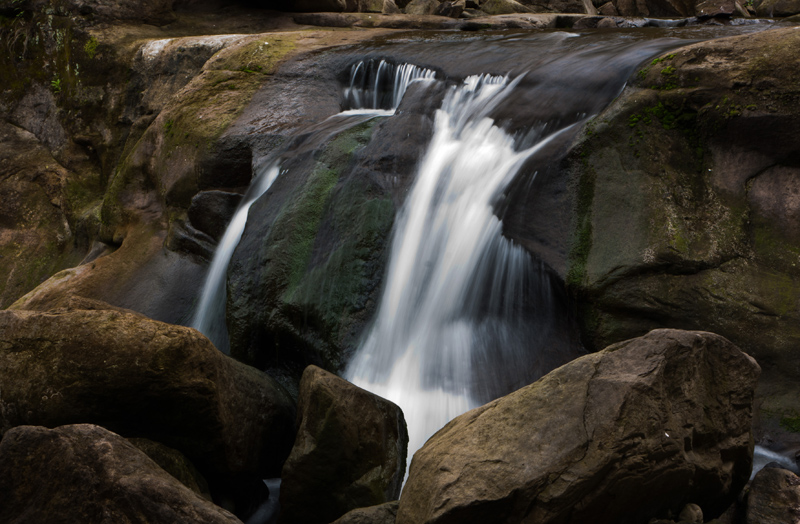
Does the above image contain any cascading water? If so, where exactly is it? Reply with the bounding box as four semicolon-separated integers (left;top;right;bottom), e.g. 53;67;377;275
191;161;281;352
343;59;436;111
346;73;576;459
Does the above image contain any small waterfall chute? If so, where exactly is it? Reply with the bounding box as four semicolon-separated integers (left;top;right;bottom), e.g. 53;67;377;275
343;59;437;112
191;161;281;352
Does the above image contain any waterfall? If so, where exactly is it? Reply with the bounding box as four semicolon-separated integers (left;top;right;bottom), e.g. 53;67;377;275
343;59;436;111
346;73;574;459
191;162;281;352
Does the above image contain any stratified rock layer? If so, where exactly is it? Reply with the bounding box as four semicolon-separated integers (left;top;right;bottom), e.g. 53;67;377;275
397;329;759;524
0;424;242;524
280;366;408;524
0;300;296;481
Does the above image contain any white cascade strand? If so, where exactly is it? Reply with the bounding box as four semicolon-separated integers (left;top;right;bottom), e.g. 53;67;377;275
346;73;571;461
344;59;436;111
191;161;281;351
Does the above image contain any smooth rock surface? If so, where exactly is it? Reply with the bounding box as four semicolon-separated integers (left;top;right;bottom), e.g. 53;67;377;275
128;437;213;500
746;466;800;524
0;300;296;481
332;501;400;524
280;366;408;524
397;329;759;524
0;424;242;524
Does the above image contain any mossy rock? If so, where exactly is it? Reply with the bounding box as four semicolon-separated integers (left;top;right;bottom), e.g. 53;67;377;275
227;117;395;382
566;27;800;447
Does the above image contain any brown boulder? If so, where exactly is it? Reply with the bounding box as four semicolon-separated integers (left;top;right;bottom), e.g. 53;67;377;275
280;366;408;524
332;501;400;524
746;466;800;524
756;0;800;15
397;329;759;524
613;0;694;16
566;27;800;452
0;302;296;481
129;437;213;501
696;0;735;16
0;424;242;524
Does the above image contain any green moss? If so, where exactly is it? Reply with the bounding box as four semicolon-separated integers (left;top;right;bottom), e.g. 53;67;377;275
650;53;676;66
780;415;800;432
83;36;98;59
567;145;596;288
276;121;379;302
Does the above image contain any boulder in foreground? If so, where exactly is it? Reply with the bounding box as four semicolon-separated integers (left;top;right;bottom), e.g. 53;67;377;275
280;366;408;524
0;424;242;524
0;299;296;481
398;329;760;524
745;466;800;524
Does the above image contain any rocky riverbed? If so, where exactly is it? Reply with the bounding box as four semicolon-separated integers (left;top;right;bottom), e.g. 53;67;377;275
1;0;800;522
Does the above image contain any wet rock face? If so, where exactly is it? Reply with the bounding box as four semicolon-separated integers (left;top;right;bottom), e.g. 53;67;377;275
225;79;442;380
397;329;760;524
0;122;85;308
188;190;244;242
279;366;408;524
0;300;296;482
565;27;800;442
0;424;243;524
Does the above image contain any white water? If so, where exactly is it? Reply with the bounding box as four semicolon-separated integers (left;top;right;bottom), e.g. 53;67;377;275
752;445;800;479
191;162;281;351
346;73;572;460
344;59;436;111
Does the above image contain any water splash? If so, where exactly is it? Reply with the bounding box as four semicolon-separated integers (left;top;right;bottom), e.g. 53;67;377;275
346;73;573;459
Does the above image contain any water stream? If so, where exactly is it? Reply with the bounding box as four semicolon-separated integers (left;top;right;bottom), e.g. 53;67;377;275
345;73;577;457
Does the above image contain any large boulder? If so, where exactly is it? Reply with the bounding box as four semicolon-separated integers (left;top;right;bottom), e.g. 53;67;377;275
0;424;242;524
755;0;800;15
0;300;296;483
611;0;695;16
129;437;213;501
397;329;760;524
332;501;400;524
745;466;800;524
566;27;800;448
280;366;408;524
